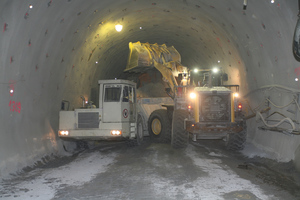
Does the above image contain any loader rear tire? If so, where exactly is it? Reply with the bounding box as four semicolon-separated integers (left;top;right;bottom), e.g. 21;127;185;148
225;122;247;151
148;109;171;143
171;109;189;148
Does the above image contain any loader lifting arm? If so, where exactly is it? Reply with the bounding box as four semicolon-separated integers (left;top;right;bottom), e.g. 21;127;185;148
124;42;188;97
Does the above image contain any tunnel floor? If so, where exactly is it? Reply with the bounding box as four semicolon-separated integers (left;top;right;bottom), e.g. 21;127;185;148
0;139;300;200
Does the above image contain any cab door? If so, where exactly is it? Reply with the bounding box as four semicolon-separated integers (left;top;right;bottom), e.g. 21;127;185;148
102;84;122;123
121;85;136;122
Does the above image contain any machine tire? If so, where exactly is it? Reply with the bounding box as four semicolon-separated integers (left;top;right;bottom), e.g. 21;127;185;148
225;122;247;151
127;115;144;147
148;109;171;143
171;109;189;148
136;115;144;145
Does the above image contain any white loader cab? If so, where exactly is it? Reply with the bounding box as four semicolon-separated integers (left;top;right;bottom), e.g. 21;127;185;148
58;79;141;144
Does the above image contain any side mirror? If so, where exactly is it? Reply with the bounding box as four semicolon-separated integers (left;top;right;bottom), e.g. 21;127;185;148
293;18;300;61
222;73;228;82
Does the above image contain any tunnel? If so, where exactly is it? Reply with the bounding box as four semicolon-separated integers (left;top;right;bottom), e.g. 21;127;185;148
1;0;300;177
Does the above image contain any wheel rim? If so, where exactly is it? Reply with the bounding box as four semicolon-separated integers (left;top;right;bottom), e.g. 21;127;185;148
151;118;162;135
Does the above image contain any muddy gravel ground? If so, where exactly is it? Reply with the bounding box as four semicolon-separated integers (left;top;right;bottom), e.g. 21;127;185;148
1;138;300;200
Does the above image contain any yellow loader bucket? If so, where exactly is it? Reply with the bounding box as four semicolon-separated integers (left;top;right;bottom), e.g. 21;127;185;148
124;41;182;73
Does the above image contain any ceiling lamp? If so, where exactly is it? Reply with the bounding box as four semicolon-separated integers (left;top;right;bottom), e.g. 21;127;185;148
115;24;123;32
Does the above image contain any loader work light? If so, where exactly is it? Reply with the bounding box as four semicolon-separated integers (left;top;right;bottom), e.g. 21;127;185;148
190;92;196;99
59;130;69;136
234;93;239;98
110;130;122;136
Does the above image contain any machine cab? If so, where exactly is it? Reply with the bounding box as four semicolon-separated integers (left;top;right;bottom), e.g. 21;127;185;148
99;79;136;124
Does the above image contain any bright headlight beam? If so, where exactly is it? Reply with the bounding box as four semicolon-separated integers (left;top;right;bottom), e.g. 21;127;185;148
190;92;196;99
212;68;219;73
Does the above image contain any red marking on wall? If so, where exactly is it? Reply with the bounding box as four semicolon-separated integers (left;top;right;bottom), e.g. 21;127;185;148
152;3;156;5
294;67;300;76
72;65;75;69
9;100;21;113
3;23;7;32
24;13;29;19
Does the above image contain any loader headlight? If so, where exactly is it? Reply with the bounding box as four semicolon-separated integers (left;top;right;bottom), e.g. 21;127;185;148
110;130;122;136
189;92;196;99
59;130;69;136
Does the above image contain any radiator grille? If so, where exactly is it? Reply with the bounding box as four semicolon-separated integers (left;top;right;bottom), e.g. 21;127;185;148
78;112;99;128
200;94;230;122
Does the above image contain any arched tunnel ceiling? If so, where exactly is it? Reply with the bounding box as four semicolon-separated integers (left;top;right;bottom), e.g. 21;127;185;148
0;0;300;177
1;0;297;102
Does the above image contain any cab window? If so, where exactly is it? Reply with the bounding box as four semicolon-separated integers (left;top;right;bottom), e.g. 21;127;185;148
104;86;121;102
122;86;129;102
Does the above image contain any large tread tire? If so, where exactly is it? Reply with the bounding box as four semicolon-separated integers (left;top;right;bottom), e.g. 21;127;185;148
171;109;189;148
127;115;144;147
226;122;247;151
148;109;171;143
136;115;144;145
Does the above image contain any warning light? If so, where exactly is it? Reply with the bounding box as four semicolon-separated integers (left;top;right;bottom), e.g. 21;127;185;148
188;105;192;109
238;103;242;111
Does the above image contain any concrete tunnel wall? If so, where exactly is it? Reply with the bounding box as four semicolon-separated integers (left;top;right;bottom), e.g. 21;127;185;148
1;0;300;177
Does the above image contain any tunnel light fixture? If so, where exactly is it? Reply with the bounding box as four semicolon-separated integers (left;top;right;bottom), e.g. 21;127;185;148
218;60;220;63
140;27;142;29
296;78;299;82
115;24;123;32
95;61;98;64
29;4;33;9
233;93;239;98
194;69;199;73
9;89;14;94
271;0;275;3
